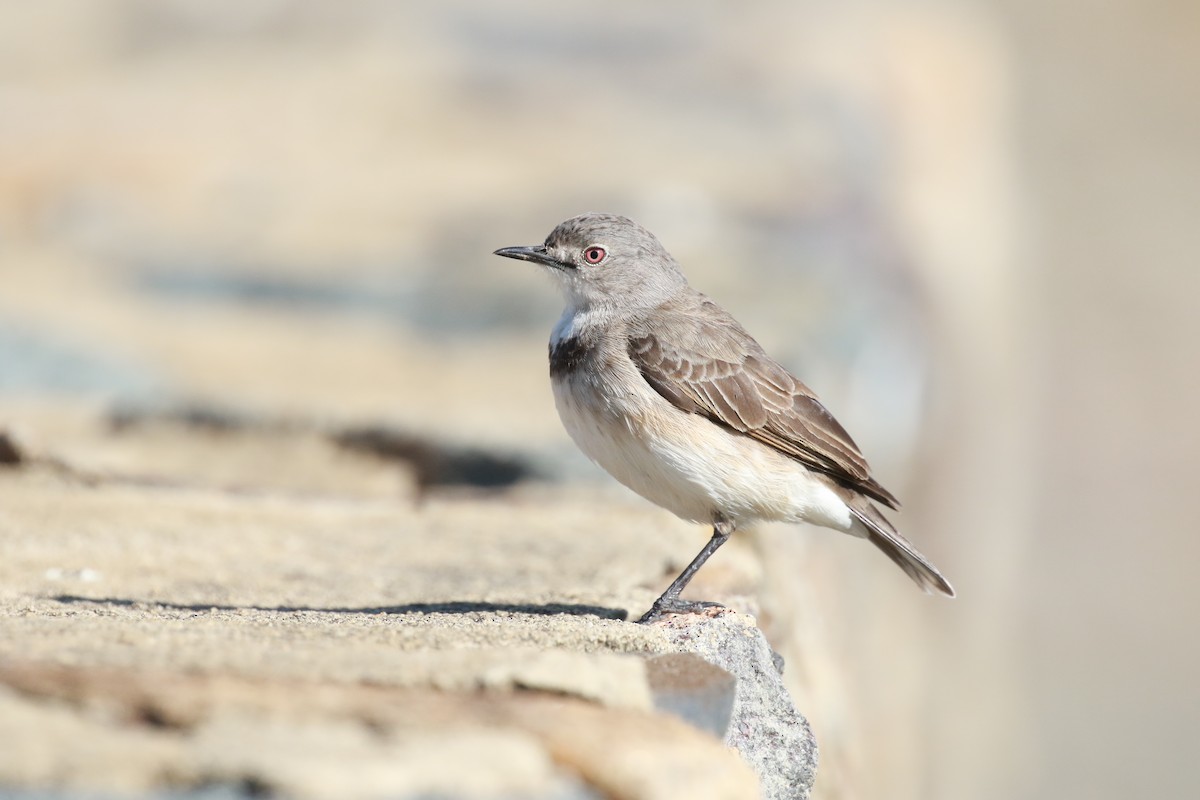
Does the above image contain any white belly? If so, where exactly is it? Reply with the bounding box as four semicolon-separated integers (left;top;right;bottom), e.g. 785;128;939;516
551;375;853;531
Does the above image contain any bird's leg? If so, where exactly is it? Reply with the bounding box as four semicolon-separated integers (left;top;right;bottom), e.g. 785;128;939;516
637;517;735;624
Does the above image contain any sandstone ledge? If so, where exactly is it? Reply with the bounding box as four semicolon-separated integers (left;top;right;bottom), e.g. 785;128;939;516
0;465;816;799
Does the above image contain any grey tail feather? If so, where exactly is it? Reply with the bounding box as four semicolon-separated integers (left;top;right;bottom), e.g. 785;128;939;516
849;501;956;598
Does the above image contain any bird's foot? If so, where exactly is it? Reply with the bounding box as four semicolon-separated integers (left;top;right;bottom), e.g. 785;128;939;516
636;596;727;624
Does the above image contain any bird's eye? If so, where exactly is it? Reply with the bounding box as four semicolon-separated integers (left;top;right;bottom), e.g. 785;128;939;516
582;246;606;265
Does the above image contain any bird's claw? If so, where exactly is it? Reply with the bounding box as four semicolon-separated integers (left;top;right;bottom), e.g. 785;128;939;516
636;597;727;624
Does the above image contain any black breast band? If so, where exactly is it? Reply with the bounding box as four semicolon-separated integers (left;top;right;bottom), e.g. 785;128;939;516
549;336;590;377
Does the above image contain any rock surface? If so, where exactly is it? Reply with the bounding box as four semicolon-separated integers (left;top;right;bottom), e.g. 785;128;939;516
652;613;818;799
0;454;816;799
0;665;756;800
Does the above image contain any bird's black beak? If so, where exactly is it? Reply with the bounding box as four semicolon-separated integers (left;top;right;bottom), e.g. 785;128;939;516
493;245;573;270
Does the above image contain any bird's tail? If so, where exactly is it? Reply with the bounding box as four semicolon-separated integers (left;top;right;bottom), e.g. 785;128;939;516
848;499;955;597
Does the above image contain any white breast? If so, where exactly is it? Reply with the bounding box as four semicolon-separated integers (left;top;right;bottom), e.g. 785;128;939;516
549;336;852;532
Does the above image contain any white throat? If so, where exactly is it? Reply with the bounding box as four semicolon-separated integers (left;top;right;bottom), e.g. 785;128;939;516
550;302;618;347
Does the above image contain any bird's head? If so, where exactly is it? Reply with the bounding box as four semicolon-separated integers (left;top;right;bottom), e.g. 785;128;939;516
494;213;688;314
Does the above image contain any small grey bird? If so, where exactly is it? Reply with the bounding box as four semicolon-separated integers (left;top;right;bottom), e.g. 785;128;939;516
495;213;954;623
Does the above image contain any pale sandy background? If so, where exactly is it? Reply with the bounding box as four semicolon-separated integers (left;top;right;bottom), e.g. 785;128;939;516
1;2;1197;799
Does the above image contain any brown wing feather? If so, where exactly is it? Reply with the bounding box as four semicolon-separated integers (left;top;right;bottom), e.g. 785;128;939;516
629;302;900;509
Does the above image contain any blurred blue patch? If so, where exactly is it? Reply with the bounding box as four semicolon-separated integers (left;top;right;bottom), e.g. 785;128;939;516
135;267;402;314
0;318;162;398
133;263;547;337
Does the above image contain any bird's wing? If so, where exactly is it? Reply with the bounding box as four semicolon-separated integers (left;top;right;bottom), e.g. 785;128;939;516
628;299;900;509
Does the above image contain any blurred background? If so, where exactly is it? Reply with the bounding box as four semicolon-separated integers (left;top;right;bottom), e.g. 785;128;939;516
1;1;1196;799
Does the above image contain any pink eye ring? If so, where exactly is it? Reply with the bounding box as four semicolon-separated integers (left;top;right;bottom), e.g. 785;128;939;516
582;246;606;265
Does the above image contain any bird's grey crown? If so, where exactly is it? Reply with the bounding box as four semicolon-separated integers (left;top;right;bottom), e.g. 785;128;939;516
543;213;659;252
